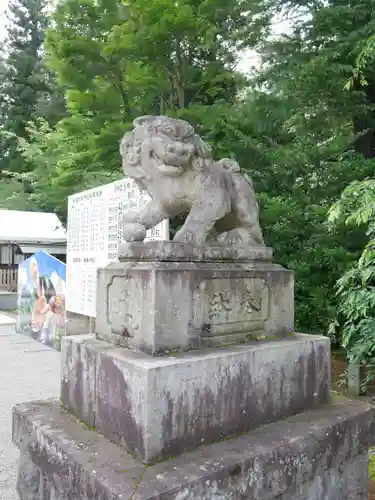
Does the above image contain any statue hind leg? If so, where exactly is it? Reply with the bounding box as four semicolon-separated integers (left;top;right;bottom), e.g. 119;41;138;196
217;174;264;247
216;226;263;246
174;193;230;245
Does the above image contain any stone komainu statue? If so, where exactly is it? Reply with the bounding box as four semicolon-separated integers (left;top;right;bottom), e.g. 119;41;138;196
120;115;264;247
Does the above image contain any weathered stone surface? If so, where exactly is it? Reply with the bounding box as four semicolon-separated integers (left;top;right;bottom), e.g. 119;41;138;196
60;333;330;463
17;434;42;500
118;241;273;262
95;257;294;354
12;399;143;500
12;396;375;500
60;334;97;427
277;454;368;500
348;361;365;397
120;115;264;247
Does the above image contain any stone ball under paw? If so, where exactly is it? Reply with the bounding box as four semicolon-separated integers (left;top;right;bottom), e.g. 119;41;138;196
122;223;147;242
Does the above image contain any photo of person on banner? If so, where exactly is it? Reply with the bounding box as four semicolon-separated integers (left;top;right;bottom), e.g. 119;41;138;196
17;251;67;351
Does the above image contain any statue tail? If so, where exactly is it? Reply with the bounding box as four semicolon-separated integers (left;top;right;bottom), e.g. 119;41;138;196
218;158;255;188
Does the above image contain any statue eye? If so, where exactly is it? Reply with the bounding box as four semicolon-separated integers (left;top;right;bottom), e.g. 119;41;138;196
163;126;173;136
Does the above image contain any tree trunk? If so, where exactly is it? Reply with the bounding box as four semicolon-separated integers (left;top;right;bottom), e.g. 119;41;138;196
353;80;375;158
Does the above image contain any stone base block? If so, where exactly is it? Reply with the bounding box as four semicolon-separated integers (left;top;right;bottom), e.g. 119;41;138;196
12;397;374;500
95;242;294;354
61;333;330;463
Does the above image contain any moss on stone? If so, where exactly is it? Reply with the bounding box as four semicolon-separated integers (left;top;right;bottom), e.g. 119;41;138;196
59;400;97;432
369;451;375;480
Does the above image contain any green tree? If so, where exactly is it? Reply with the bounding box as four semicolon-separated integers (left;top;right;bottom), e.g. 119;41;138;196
0;0;50;173
18;118;117;223
328;166;375;385
326;34;375;382
217;0;375;335
46;0;257;117
18;0;259;219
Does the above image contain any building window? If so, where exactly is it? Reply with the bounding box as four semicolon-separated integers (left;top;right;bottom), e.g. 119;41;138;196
13;252;25;264
0;245;12;265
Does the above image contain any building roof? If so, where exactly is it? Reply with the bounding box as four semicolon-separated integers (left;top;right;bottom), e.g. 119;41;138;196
0;210;66;243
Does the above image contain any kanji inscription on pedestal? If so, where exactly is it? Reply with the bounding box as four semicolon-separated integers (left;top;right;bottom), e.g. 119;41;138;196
193;277;270;337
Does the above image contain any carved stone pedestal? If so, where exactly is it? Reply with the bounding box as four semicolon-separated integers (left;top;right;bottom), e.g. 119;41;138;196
96;242;294;354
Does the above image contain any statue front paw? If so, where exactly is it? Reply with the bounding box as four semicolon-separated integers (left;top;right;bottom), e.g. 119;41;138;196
122;222;147;242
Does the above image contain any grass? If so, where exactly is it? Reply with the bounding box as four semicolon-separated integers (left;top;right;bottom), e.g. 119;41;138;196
370;451;375;480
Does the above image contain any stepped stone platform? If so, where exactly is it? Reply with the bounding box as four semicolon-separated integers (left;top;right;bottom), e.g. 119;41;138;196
60;333;330;463
13;397;374;500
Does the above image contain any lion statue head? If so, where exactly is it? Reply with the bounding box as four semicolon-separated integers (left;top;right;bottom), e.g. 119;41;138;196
120;116;214;182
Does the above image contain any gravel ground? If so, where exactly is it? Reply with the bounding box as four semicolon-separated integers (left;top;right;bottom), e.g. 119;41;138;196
0;314;60;500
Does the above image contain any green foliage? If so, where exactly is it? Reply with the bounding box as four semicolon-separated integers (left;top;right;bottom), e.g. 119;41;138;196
44;0;250;119
346;34;375;90
327;33;375;384
328;160;375;380
17;0;257;221
17;119;119;223
370;452;375;480
0;177;33;211
229;0;375;337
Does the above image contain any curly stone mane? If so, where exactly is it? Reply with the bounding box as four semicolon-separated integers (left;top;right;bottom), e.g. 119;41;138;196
120;115;213;173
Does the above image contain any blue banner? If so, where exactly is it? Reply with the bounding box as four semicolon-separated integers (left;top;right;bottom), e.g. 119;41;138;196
17;250;66;350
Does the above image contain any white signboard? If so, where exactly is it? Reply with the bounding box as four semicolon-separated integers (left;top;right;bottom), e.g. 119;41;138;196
66;178;169;317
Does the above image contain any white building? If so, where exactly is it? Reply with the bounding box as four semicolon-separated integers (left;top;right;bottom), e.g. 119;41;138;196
0;210;66;290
